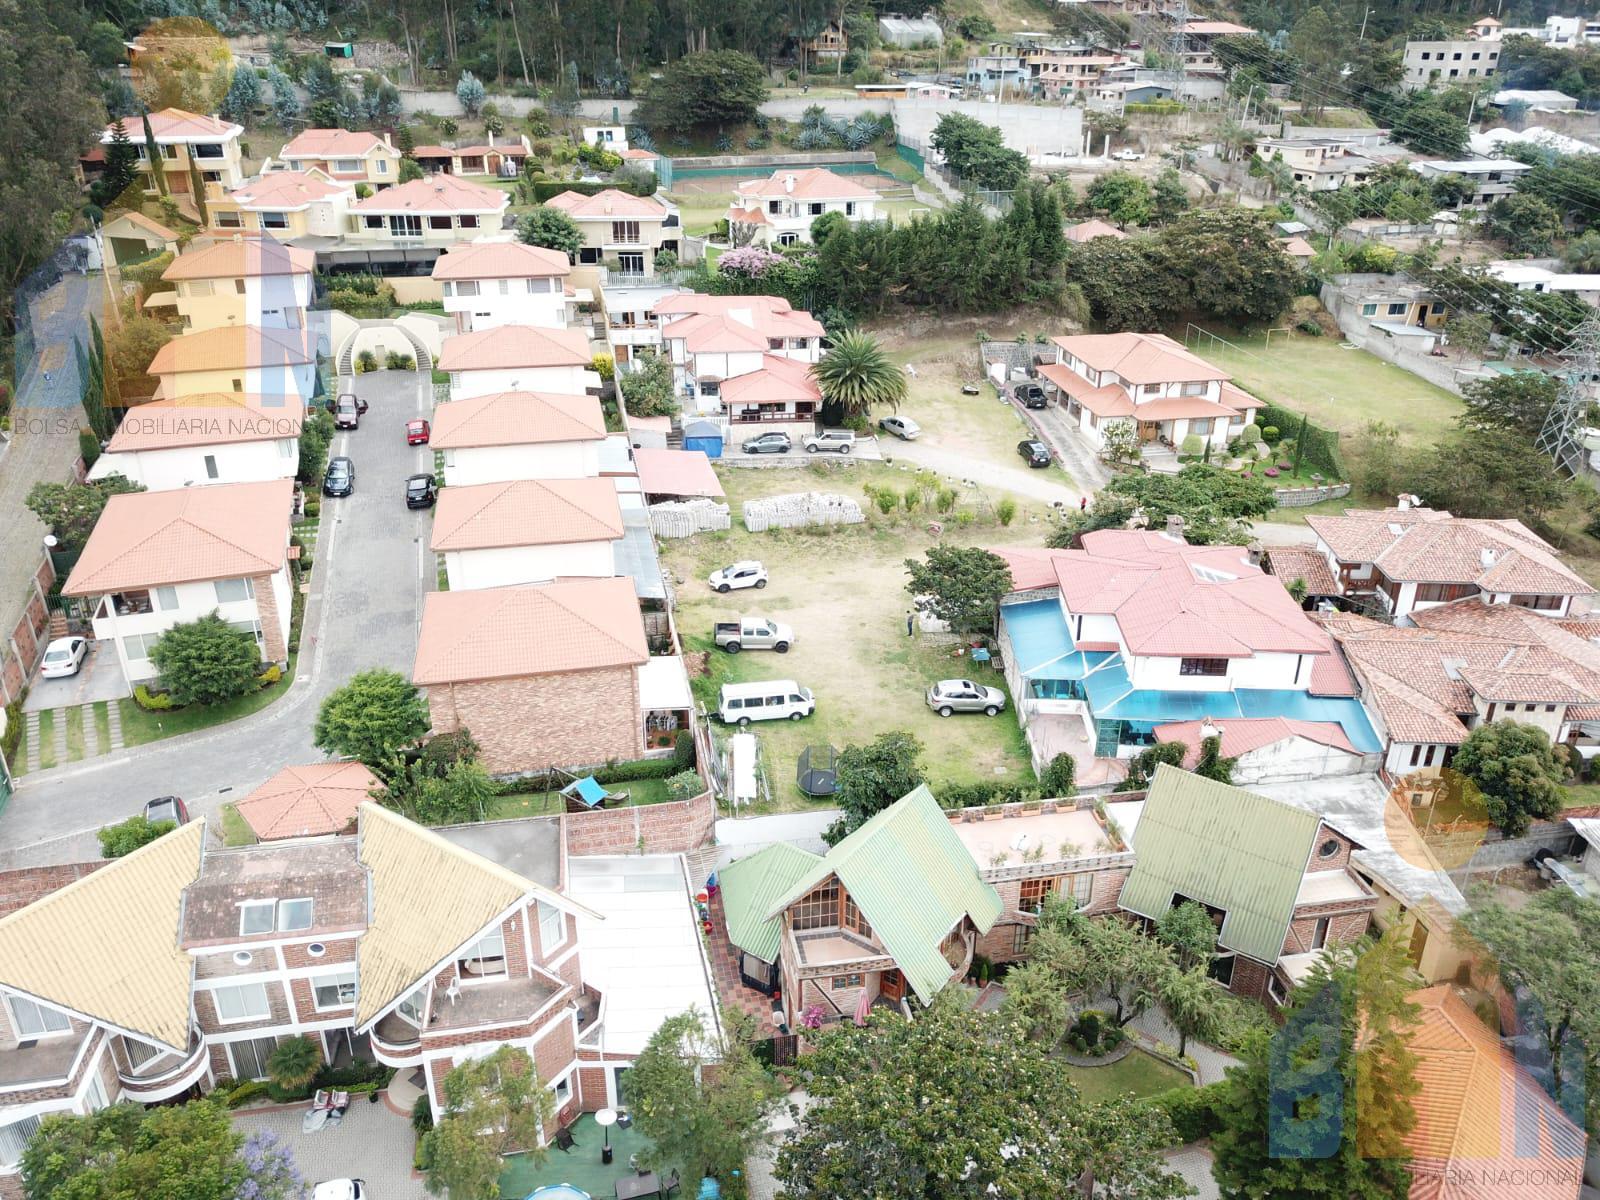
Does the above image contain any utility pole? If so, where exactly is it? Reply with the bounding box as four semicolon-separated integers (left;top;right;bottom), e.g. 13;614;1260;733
1359;7;1374;42
1536;314;1600;477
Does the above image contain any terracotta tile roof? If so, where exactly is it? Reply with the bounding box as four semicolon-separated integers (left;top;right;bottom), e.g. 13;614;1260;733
235;762;381;840
351;175;509;214
232;170;351;209
1265;545;1340;596
105;393;304;452
1402;985;1587;1200
1133;395;1241;421
1153;717;1358;766
411;145;453;158
279;128;392;159
727;204;770;226
1064;218;1127;242
63;478;292;595
1280;235;1317;258
162;239;315;280
413;578;648;685
1556;616;1600;640
429;477;623;552
437;325;592;372
1037;362;1134;416
1049;332;1232;385
105;107;239;143
431;241;571;280
621;147;659;161
107;209;180;240
146;325;316;376
1218;381;1264;410
428;389;605;449
451;142;530;157
543;188;669;219
662;311;774;354
719;354;821;406
632;448;725;498
734;167;877;201
648;294;824;338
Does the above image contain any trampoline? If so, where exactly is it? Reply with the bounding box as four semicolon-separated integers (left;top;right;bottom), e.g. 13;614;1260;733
797;745;839;796
527;1187;591;1200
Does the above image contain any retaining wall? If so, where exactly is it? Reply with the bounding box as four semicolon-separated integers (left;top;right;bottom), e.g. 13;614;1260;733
1273;482;1352;508
563;790;716;856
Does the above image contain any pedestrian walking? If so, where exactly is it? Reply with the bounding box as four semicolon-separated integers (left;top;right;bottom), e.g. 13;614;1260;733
1079;495;1088;511
906;610;915;637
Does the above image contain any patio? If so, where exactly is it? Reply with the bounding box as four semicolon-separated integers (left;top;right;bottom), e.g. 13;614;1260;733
499;1112;683;1199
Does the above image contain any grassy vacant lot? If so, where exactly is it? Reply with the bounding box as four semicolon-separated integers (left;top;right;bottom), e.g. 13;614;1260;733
1064;1048;1192;1105
661;464;1044;812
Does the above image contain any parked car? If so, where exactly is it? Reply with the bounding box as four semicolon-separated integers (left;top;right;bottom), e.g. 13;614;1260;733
323;456;355;497
878;414;922;440
1016;383;1047;409
708;561;768;593
715;616;795;653
332;392;367;416
312;1182;367;1200
1531;848;1593;898
405;473;437;509
741;431;792;455
406;419;431;446
142;796;190;825
334;396;361;430
1111;148;1145;161
926;679;1006;718
1018;439;1052;468
718;679;815;726
960;383;982;396
803;429;855;455
39;636;88;679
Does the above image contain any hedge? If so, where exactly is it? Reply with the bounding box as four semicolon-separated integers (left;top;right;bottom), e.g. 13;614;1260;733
0;700;22;770
1141;1081;1232;1146
1253;400;1345;481
528;177;656;204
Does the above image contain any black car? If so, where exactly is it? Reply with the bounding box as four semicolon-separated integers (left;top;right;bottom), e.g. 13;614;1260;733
741;431;792;455
323;456;355;496
1017;383;1047;409
1018;439;1052;468
406;472;437;509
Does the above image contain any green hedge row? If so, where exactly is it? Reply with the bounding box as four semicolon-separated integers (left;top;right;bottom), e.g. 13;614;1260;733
1255;400;1345;480
1141;1081;1232;1146
493;730;697;793
528;177;656;204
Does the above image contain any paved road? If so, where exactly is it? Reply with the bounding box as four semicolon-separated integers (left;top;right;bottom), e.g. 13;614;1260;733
1019;398;1112;494
0;369;435;867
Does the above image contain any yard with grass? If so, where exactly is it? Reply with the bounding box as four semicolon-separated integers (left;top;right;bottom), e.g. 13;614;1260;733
485;776;675;819
1064;1048;1192;1105
219;802;258;847
118;652;299;747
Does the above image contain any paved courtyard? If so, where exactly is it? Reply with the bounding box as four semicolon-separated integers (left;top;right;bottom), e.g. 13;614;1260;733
233;1098;426;1199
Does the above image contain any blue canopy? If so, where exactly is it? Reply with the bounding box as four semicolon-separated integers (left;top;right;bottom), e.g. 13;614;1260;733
562;776;608;808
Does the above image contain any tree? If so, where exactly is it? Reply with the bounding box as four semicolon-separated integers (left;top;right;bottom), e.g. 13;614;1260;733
1451;720;1567;837
812;329;906;423
634;50;767;134
149;613;261;707
810;210;848;245
1039;752;1076;797
618;353;678;418
518;207;583;260
314;669;430;769
220;66;261;123
1458;370;1559;441
97;814;176;858
1087;170;1153;227
1486;193;1565;255
1151;167;1189;224
929;113;1029;191
391;758;495;825
107;313;179;405
94;119;142;209
1444;312;1493;363
1086;915;1174;1026
1156;900;1217;972
297;408;335;486
1162;208;1298;326
1193;734;1235;784
237;1130;305;1200
1287;6;1345;118
1101;464;1277;545
903;546;1013;638
141;108;169;198
266;65;299;124
1160;964;1224;1057
628;1010;782;1186
21;1100;248;1200
1408;430;1569;525
1564;230;1600;271
25;477;145;553
547;62;581;119
421;1046;553;1200
399;158;424;183
266;1035;321;1092
1114;742;1188;792
1000;958;1071;1042
456;69;486;115
775;998;1187;1199
826;730;924;843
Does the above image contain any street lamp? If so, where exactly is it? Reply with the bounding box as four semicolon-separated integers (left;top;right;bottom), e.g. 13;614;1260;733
596;1106;617;1164
1358;8;1375;41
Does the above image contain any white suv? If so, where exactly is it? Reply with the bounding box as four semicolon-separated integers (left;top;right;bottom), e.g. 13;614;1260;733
708;561;769;593
804;429;855;455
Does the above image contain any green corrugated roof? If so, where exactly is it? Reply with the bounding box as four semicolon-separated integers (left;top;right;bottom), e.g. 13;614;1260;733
766;784;1004;1004
718;841;822;964
1117;765;1321;965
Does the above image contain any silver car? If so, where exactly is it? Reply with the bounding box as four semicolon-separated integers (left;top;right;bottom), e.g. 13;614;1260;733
926;678;1006;717
879;414;922;440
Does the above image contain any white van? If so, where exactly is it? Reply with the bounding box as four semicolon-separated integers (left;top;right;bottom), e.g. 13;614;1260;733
719;679;815;726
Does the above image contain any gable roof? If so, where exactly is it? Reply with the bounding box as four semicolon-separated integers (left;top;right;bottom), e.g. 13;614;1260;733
662;311;772;354
1064;218;1128;243
1049;332;1232;385
63;478;292;595
105;209;180;241
235;762;382;840
632;448;725;498
718;354;821;406
1152;717;1359;767
351;175;509;215
162;239;315;280
230;170;351;210
428;389;605;448
764;785;1004;1004
1264;544;1341;597
429;477;623;552
437;325;592;372
543;188;668;219
146;325;316;375
0;821;205;1049
719;842;822;964
1117;765;1322;964
735;167;876;201
413;578;648;686
104;108;240;144
649;293;824;339
431;241;571;280
104;393;304;452
279;128;393;160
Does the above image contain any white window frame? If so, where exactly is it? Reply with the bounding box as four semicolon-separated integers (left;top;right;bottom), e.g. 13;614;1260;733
458;928;508;982
227;1034;280;1080
0;1114;42;1170
537;901;566;955
277;897;313;932
214;577;255;604
8;994;72;1038
239;900;275;935
312;971;357;1011
212;982;271;1024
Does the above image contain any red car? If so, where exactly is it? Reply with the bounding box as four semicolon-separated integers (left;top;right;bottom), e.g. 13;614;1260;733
406;419;431;446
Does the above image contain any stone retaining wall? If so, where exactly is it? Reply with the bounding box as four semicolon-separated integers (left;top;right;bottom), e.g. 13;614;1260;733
1273;482;1352;508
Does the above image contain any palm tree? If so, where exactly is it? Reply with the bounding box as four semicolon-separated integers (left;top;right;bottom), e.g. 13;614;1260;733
267;1035;322;1093
813;330;907;424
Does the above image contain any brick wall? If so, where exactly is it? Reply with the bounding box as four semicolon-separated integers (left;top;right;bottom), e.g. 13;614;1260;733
981;866;1131;965
193;980;293;1036
564;790;715;856
576;1063;608;1109
1282;906;1373;957
1305;825;1356;873
0;553;55;707
280;936;357;969
503;910;531;978
1231;956;1273;1003
0;861;104;918
250;572;287;664
426;666;644;775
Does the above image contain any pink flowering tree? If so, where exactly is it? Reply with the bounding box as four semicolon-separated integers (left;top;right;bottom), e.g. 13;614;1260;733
717;245;786;278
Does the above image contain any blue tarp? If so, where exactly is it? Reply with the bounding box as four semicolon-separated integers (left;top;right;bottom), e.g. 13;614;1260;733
562;777;608;808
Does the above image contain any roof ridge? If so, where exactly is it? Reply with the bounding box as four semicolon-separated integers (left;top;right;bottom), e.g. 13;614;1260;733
539;581;645;662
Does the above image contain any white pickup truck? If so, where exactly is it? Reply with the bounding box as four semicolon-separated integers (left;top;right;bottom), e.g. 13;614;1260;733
714;617;796;653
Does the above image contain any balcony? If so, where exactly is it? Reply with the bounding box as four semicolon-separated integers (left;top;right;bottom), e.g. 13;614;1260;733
119;1032;208;1102
371;1011;422;1066
0;1028;90;1090
425;974;563;1035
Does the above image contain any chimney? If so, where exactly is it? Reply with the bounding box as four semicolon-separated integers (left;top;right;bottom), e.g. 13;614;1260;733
1165;513;1185;537
1246;540;1264;567
1480;546;1497;569
784;173;796;193
1397;494;1411;510
381;131;392;148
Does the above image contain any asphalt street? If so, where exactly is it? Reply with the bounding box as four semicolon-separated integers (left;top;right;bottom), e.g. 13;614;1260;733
0;368;435;868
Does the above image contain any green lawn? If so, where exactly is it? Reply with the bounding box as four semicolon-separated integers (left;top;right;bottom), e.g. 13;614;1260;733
63;707;85;763
219;803;259;847
35;710;56;771
1065;1048;1192;1105
92;702;111;754
1560;783;1600;809
118;653;298;747
499;1112;678;1199
486;776;674;819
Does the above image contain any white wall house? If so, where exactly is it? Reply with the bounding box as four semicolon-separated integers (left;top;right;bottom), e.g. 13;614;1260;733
600;283;683;370
1409;159;1532;208
433;242;574;333
151;240;318;335
272;128;402;188
87;395;303;490
727;169;880;247
543;189;681;276
437;325;600;400
430;478;624;591
61;480;296;690
651;295;825;415
582;126;629;151
428;390;608;486
212;168;355;240
347;175;512;246
145;326;319;404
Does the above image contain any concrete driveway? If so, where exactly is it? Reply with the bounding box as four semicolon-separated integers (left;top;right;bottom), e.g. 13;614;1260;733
0;368;435;867
233;1098;426;1199
23;640;128;712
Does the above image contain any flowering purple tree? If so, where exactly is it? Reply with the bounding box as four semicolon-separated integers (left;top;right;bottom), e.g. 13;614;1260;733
237;1130;306;1200
717;245;785;278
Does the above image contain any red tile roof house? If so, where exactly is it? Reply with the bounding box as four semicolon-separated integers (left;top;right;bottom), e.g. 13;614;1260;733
0;803;620;1180
544;188;682;276
85;392;304;491
413;578;690;775
727;168;879;247
347;174;512;247
1036;331;1265;460
411;133;534;178
143;324;319;405
1304;502;1595;624
210;167;355;240
430;477;625;592
432;242;575;334
429;390;608;486
270;128;402;188
61;479;295;691
437;325;601;401
233;762;382;840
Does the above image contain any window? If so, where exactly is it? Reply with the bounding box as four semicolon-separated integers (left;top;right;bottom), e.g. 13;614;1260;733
842;894;872;938
792;879;840;930
204;454;218;480
830;974;863;989
1267;974;1288;1005
1510;594;1563;611
428;215;452;230
312;972;357;1010
376;159;389;174
123;1037;161;1071
228;1035;280;1080
845;201;856;216
1416;582;1474;603
497;279;510;296
84;1068;109;1112
363;215;383;230
0;1115;42;1169
1361;303;1377;316
1312;917;1330;950
216;211;243;228
1208;952;1236;987
459;215;479;229
1387;302;1407;315
9;995;71;1037
231;377;244;393
212;982;271;1022
618;252;645;274
154;586;179;611
230;619;263;647
215;577;254;604
1143;383;1161;395
189;280;215;298
260;212;288;230
808;202;824;216
277;898;313;931
1019;877;1057;914
1178;657;1228;677
389;214;423;237
459;929;507;979
1179;381;1208;396
193;142;225;159
538;901;566;954
239;900;275;935
611;221;641;243
1011;924;1033;956
335;158;361;173
1318;838;1341;859
1190;418;1213;435
454;281;481;298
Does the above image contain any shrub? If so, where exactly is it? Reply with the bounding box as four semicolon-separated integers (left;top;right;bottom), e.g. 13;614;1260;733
0;700;20;768
996;497;1017;526
936;487;958;513
1295;317;1322;336
78;429;101;469
267;1036;321;1092
1039;753;1076;797
97;814;175;858
411;1092;435;1133
1141;1082;1231;1145
258;664;283;687
1071;1009;1102;1046
134;684;173;710
224;1080;270;1109
356;349;379;374
1180;434;1203;456
1264;467;1280;478
1261;425;1279;442
665;769;703;803
1239;423;1262;445
673;728;696;769
303;497;321;518
384;351;416;371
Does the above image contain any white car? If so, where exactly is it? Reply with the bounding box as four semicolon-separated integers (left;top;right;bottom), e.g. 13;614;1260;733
708;561;768;593
803;429;855;454
312;1183;366;1200
1111;148;1145;161
39;637;88;679
879;415;922;440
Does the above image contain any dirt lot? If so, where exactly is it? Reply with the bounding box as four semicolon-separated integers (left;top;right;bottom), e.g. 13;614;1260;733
661;463;1050;810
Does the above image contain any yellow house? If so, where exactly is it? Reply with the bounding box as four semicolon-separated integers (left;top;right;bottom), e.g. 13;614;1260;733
100;210;181;265
274;128;403;190
145;325;319;402
101;107;246;198
209;169;355;240
347;175;511;246
145;239;317;334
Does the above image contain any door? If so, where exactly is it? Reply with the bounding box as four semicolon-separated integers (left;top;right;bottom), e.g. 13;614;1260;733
880;968;906;1002
1407;919;1429;967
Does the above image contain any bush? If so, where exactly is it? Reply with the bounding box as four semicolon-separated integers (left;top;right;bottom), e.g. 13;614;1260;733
384;351;416;371
1180;434;1203;457
258;664;283;687
356;349;379;374
996;497;1017;527
0;700;21;768
1039;753;1076;797
1261;425;1279;442
149;613;261;707
411;1092;435;1133
665;769;703;803
1239;423;1262;445
673;728;696;769
97;814;175;858
303;497;321;518
223;1080;270;1109
1141;1081;1231;1145
78;429;101;469
134;684;174;711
